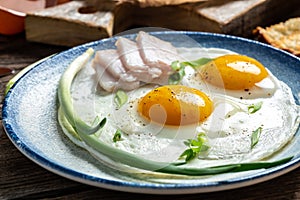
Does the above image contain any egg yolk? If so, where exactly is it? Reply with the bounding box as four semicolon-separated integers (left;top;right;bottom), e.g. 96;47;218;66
199;54;269;90
138;85;213;126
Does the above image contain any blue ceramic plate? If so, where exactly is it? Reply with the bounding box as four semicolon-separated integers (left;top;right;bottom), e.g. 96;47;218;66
2;31;300;194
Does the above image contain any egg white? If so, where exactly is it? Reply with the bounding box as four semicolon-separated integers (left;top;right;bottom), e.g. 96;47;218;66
179;47;278;99
68;47;300;169
182;66;278;100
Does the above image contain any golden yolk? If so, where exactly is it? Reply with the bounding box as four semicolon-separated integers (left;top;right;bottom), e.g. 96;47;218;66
138;85;213;126
199;54;269;90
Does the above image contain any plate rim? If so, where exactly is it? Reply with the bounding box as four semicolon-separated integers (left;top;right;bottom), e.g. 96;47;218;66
2;31;300;194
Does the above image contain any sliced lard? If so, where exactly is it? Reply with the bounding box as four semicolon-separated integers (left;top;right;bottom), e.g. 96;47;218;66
116;37;162;83
93;60;117;92
93;64;140;92
92;31;182;92
92;50;140;92
94;49;126;78
94;49;138;83
136;31;181;73
116;37;149;72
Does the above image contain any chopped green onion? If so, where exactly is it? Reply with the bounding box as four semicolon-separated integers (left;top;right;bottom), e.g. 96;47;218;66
180;133;210;162
181;57;212;69
114;90;128;109
113;129;122;142
248;101;263;114
180;149;195;163
251;127;262;149
168;58;212;85
168;61;185;85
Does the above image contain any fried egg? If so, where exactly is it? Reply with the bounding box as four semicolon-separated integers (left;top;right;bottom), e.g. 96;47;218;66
69;47;300;168
181;50;278;99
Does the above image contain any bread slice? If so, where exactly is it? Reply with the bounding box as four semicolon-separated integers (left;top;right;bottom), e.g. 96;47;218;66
255;17;300;56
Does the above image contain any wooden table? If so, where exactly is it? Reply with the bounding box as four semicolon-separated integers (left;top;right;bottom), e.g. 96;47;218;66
1;33;300;200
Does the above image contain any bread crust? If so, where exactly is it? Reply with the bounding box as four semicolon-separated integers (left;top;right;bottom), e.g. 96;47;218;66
255;17;300;56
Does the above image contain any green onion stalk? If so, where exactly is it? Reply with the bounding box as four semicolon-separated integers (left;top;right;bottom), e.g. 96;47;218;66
57;48;293;176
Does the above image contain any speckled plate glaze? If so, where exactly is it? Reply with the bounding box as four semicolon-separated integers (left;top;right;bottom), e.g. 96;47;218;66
2;31;300;194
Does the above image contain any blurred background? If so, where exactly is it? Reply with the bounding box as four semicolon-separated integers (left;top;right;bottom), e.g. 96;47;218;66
1;0;299;51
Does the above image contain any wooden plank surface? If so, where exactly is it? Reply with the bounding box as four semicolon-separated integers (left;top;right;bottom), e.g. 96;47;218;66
25;0;300;46
25;1;114;46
